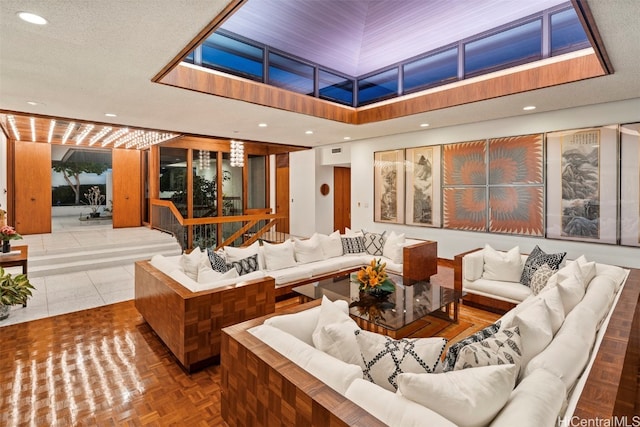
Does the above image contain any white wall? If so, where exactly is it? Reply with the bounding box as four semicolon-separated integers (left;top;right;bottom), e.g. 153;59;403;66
289;150;316;237
349;97;640;267
315;152;334;235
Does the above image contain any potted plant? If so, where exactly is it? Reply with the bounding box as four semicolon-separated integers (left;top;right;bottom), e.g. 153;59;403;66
84;186;105;218
0;225;22;253
0;267;35;320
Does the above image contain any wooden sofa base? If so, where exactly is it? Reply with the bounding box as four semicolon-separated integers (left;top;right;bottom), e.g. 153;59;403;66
134;260;276;373
462;293;516;314
221;301;386;427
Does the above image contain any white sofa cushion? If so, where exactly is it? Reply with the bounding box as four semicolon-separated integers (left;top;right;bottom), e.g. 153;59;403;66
224;241;260;263
464;278;532;303
397;364;518;427
556;273;586;315
312;296;362;367
491;368;566;427
262;240;297;271
382;231;405;264
524;305;597;388
345;378;457;427
197;256;239;284
508;298;554;373
181;248;204;280
249;324;362;395
264;305;321;346
318;231;343;259
264;299;349;346
269;265;313;285
150;254;182;276
293;234;324;264
579;275;617;330
355;330;446;391
537;286;565;334
594;263;628;290
304;258;348;277
482;245;523;283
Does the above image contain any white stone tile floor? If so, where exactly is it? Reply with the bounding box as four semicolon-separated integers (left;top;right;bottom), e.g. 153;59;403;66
0;217;142;327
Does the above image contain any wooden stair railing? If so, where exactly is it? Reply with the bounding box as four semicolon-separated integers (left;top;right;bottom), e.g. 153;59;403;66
150;200;287;250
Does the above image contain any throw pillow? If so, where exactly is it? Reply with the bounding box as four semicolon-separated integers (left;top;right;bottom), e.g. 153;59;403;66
442;321;501;372
355;329;446;391
293;234;324;264
520;245;566;287
198;260;238;284
573;255;597;287
397;364;518;427
341;236;366;254
318;230;344;259
382;231;406;263
556;272;585;315
510;299;553;371
343;227;363;237
224;241;261;267
181;248;203;280
454;326;522;371
530;263;554;295
227;253;259;276
538;286;565;334
482;244;522;283
207;247;229;273
262;240;297;271
312;296;362;367
362;230;386;256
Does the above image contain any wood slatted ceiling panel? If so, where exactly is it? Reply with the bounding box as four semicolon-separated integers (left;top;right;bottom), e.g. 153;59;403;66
221;0;567;76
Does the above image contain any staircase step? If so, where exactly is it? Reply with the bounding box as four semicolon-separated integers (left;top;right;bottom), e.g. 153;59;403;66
28;242;182;267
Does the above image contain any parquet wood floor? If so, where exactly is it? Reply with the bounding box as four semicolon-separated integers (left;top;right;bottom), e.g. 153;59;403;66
1;265;632;425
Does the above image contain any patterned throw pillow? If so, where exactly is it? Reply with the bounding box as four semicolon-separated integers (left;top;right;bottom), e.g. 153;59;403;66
454;326;522;371
520;246;566;287
207;247;229;273
355;329;447;391
341;236;366;254
530;264;555;295
227;253;259;276
362;230;386;256
442;321;501;372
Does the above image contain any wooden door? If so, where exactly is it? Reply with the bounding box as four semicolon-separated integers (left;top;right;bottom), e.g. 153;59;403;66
112;148;141;228
333;167;351;233
275;153;289;233
13;141;51;234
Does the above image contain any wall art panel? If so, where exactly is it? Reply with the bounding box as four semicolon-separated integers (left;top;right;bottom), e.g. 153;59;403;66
489;186;544;236
374;149;404;224
443;187;486;231
442;140;486;185
546;125;617;244
405;145;441;227
620;123;640;247
489;134;543;184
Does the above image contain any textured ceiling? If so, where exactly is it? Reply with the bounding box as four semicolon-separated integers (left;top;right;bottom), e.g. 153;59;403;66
0;0;639;148
221;0;566;76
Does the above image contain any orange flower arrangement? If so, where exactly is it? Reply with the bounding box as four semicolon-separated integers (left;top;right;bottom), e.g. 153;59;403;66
356;259;395;294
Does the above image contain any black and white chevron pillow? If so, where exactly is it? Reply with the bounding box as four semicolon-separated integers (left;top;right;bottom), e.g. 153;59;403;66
454;326;522;371
207;247;229;273
442;321;501;372
355;329;447;391
227;253;259;276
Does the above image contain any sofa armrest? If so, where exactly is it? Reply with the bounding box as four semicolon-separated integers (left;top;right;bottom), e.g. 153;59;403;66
403;240;437;281
453;248;483;294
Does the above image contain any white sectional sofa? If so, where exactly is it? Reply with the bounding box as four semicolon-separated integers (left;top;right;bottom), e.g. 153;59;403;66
145;230;437;298
221;256;639;427
454;244;567;313
135;230;437;371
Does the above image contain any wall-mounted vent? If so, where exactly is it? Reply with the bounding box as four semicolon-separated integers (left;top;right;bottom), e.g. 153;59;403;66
331;148;342;154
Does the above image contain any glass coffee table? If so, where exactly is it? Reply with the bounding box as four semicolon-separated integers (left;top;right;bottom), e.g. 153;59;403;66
292;272;462;339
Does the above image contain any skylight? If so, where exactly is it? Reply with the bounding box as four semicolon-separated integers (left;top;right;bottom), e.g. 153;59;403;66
182;0;590;107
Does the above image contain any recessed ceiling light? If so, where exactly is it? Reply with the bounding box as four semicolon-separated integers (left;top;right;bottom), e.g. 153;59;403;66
27;101;41;106
258;123;268;127
343;136;351;140
17;12;47;25
105;113;117;117
523;106;536;111
305;130;313;135
420;123;430;127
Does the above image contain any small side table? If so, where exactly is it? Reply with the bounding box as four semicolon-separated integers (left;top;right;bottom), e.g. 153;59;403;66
0;245;29;307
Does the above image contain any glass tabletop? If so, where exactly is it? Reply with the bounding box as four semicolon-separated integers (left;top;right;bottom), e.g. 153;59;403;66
292;272;461;332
